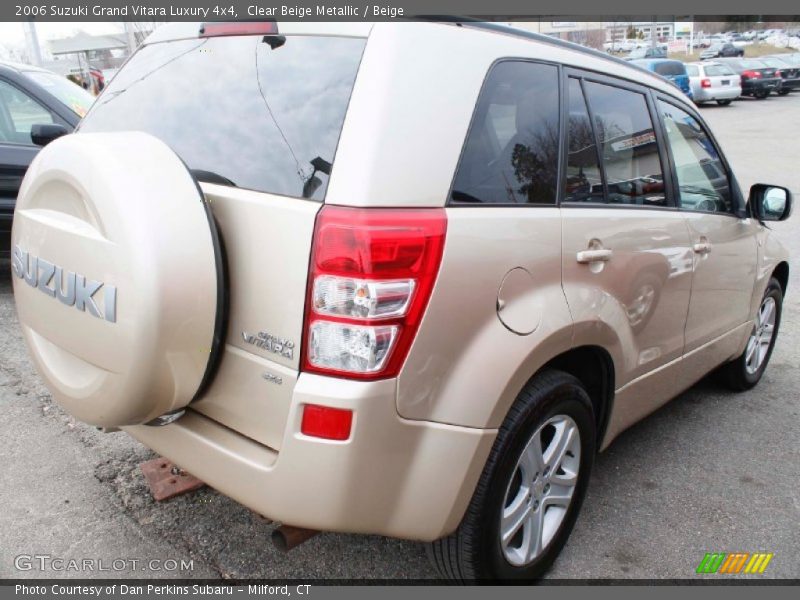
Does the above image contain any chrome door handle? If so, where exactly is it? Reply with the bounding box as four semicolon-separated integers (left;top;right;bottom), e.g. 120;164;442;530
576;249;613;264
693;241;712;254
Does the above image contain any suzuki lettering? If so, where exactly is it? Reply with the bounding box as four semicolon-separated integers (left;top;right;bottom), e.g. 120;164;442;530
12;245;117;323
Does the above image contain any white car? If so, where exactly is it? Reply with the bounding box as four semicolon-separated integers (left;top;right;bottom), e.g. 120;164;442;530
685;62;742;105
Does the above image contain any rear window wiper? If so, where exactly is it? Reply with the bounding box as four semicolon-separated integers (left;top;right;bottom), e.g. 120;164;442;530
191;170;237;187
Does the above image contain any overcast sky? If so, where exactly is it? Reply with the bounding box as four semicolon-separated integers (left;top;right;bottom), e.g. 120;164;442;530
0;22;125;59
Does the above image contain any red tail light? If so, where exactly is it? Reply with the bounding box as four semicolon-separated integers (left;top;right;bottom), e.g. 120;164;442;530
302;206;447;380
200;21;278;37
701;78;712;88
775;70;782;78
742;70;762;79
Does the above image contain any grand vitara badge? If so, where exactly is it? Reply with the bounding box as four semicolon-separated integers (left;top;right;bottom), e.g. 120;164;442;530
242;330;295;359
11;244;117;323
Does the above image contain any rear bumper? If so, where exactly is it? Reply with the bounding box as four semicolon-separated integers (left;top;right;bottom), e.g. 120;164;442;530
694;86;741;101
779;78;800;90
124;374;496;541
743;80;780;94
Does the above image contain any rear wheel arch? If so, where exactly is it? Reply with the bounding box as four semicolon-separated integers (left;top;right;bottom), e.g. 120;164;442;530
541;346;615;451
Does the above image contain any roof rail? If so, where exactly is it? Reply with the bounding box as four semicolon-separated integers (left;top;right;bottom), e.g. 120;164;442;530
414;17;658;81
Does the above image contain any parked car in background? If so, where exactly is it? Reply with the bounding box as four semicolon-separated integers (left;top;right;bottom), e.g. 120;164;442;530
701;42;744;59
717;58;782;98
760;55;800;95
631;58;693;99
605;39;642;53
626;45;667;60
0;61;94;257
685;61;741;105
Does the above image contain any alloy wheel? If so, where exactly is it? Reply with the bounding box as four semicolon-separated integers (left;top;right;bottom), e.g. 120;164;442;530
745;296;777;375
500;415;581;567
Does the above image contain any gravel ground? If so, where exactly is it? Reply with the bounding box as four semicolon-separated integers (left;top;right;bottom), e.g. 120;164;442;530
0;92;798;581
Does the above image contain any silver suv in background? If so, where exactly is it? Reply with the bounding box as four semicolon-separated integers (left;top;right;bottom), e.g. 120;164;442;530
10;21;792;580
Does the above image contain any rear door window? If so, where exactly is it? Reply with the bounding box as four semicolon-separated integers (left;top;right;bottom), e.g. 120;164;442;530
451;61;560;205
581;81;666;206
79;35;366;201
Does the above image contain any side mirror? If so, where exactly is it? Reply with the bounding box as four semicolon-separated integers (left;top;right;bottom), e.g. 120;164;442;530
749;184;792;221
31;123;69;147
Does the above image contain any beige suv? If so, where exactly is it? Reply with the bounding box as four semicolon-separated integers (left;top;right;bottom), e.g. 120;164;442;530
10;21;791;580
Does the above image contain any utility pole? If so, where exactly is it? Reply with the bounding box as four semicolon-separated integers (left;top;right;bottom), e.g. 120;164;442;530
651;17;657;48
23;21;43;66
123;21;137;55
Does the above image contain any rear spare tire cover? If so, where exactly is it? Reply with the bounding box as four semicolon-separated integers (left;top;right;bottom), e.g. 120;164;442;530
11;132;222;427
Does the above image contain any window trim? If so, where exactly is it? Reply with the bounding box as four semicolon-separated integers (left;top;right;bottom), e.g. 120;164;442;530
653;93;746;219
561;75;608;204
446;57;565;208
560;67;676;212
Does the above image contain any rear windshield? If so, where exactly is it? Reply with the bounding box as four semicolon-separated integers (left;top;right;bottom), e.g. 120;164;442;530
653;62;686;77
704;64;735;76
741;59;767;69
760;58;787;68
79;35;365;200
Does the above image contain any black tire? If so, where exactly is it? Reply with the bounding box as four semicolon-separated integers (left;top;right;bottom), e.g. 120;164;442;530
428;370;595;581
719;277;783;391
716;99;732;106
777;89;790;96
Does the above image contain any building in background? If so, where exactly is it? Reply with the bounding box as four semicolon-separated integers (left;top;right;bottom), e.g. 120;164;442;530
509;22;607;49
605;21;677;43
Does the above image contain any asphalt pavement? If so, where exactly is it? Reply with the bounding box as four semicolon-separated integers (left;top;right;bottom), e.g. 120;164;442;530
0;92;798;581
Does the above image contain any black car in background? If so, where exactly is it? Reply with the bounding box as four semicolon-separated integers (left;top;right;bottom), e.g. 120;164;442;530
1;61;94;257
716;58;782;98
700;42;744;59
760;55;800;95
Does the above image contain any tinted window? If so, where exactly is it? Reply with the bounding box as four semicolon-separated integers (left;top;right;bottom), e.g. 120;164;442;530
0;80;54;144
451;61;560;205
564;78;603;203
658;100;732;214
653;62;686;77
79;35;365;200
583;81;666;206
